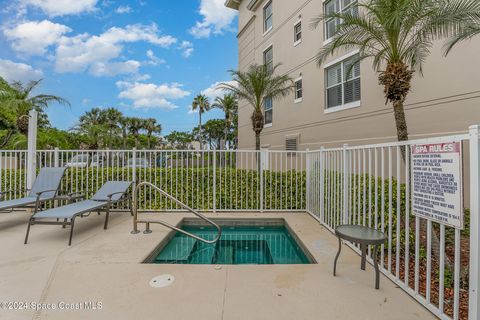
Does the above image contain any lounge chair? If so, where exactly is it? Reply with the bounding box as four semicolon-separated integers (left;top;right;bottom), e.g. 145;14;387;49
0;167;66;213
24;181;133;246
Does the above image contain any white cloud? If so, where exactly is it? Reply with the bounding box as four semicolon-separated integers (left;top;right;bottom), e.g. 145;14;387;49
146;49;166;66
131;73;151;81
115;5;132;14
178;41;194;58
189;0;237;39
0;59;43;82
201;81;237;101
189;22;212;39
90;60;141;77
20;0;98;17
116;81;190;110
55;24;177;76
3;20;71;55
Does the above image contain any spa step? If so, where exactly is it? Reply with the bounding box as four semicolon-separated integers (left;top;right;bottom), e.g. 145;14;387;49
214;245;234;264
155;237;197;263
188;245;217;264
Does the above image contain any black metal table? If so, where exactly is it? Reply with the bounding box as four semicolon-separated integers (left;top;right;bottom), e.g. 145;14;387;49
333;224;387;289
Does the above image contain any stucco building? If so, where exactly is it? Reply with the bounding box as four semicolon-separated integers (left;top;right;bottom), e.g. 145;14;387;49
225;0;480;151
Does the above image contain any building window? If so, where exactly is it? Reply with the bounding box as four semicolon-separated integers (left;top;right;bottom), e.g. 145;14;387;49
264;97;273;126
263;46;273;73
294;21;302;45
324;0;358;41
263;1;273;33
294;78;303;102
325;54;360;110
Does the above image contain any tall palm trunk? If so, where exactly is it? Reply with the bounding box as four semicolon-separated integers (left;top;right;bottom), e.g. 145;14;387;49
224;127;228;150
224;117;229;150
147;133;152;149
255;132;261;151
199;112;203;150
379;61;413;160
393;100;408;142
251;108;264;151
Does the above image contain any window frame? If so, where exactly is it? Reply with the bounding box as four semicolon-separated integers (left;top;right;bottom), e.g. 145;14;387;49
264;96;273;127
263;0;273;35
294;77;303;103
324;51;361;113
263;45;273;74
293;20;302;46
323;0;358;43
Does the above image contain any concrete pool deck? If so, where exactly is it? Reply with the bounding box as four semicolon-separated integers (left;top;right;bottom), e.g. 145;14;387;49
0;211;435;320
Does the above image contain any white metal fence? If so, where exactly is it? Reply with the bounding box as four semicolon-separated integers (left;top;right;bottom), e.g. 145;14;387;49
0;150;28;200
0;149;306;212
306;125;480;320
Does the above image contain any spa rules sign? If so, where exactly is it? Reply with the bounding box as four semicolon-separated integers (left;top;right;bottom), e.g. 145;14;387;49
411;142;463;229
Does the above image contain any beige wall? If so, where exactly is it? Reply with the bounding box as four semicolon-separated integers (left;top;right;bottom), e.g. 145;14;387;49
231;0;480;151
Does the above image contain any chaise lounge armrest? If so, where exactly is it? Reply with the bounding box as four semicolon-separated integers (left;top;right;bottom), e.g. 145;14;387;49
95;191;131;203
54;191;86;202
34;189;60;200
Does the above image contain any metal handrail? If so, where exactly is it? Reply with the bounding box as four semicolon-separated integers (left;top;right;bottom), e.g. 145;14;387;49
132;182;222;244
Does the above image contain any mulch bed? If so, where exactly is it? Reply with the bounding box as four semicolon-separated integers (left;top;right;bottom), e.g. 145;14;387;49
378;235;470;320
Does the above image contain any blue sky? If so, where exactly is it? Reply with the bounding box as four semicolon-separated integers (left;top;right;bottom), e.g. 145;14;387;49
0;0;238;134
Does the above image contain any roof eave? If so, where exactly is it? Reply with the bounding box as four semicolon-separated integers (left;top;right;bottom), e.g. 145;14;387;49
225;0;241;10
225;0;262;11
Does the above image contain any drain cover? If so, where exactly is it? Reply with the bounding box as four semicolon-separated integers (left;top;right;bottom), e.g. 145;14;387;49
149;274;175;288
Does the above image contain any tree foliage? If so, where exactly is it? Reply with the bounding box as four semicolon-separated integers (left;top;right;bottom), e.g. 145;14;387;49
0;77;69;147
220;64;293;150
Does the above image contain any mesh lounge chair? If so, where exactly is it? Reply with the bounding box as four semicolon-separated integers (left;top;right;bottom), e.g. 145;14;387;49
24;181;133;246
0;167;66;213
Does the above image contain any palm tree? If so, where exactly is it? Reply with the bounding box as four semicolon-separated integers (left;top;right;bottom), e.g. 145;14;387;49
220;64;293;150
144;118;162;149
312;0;474;149
0;78;69;145
102;107;122;148
212;94;238;150
119;116;130;149
191;94;211;150
441;0;480;55
77;107;105;149
127;117;144;148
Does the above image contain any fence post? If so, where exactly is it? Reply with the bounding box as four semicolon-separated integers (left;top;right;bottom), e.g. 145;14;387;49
213;150;216;213
342;144;349;225
132;148;137;184
260;149;267;212
26;110;38;190
469;124;480;320
320;147;325;223
305;149;310;213
54;147;59;167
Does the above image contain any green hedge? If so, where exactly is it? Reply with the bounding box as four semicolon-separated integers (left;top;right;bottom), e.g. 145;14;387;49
1;168;306;210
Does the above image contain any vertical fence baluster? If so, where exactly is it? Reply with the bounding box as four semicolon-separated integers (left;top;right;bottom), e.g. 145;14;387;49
469;125;480;320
